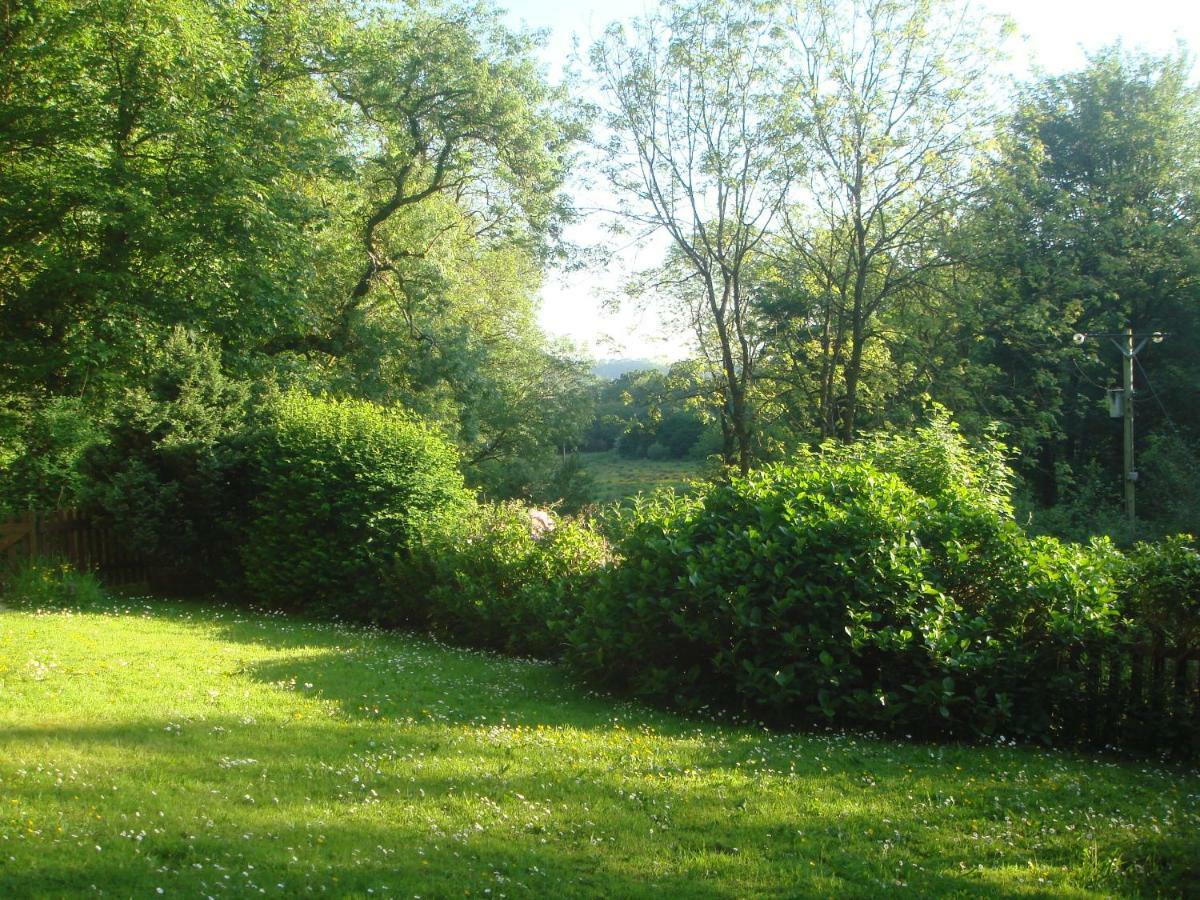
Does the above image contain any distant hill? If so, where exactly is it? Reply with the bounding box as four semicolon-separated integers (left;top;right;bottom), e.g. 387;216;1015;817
591;358;669;380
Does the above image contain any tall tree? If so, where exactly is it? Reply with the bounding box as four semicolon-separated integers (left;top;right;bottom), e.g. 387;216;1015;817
0;0;345;398
773;0;1002;439
965;48;1200;517
592;0;792;473
266;4;581;364
0;0;590;501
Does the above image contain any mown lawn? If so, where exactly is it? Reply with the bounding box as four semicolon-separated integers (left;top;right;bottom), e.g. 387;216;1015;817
1;596;1198;898
580;450;705;504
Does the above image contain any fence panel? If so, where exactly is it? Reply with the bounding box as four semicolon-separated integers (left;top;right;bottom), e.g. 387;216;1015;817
0;509;146;586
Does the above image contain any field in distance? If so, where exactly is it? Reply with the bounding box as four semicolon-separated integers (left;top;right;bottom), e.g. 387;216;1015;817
579;450;707;504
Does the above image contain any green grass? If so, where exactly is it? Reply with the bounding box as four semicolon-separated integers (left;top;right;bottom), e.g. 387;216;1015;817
581;450;706;504
1;596;1198;898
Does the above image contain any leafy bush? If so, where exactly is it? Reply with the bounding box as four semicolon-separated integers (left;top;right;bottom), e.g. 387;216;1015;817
1;558;105;609
825;406;1015;515
80;328;249;591
656;410;705;458
241;392;472;620
565;463;940;725
0;397;100;516
644;441;670;461
563;443;1127;740
1121;534;1200;651
418;502;608;657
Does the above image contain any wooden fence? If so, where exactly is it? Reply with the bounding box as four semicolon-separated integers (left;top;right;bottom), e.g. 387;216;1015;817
1052;640;1200;755
0;508;147;585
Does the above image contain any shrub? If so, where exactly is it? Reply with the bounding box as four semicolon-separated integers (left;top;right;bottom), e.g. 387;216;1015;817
940;529;1124;740
1121;534;1200;651
0;397;100;516
418;502;609;657
825;406;1015;516
564;448;1128;741
656;411;705;458
241;392;472;620
1;558;105;609
565;462;946;726
644;441;670;461
616;426;651;459
79;328;249;591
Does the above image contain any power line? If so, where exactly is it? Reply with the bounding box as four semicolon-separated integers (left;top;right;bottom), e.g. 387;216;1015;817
1132;357;1190;453
1071;354;1109;391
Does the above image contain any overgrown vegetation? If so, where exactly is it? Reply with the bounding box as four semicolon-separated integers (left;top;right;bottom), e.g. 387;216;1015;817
0;558;105;609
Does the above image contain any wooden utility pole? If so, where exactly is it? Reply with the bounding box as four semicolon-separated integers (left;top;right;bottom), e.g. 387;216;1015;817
1072;328;1168;543
1122;327;1136;538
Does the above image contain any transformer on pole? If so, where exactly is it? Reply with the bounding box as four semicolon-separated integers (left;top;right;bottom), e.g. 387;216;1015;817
1072;328;1167;540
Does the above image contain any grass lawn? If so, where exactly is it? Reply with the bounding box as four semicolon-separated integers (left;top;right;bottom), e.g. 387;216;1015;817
580;450;706;504
1;596;1198;898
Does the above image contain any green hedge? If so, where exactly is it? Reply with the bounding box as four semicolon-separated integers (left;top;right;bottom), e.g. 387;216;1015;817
560;423;1138;744
66;392;1200;754
241;392;472;620
414;501;609;658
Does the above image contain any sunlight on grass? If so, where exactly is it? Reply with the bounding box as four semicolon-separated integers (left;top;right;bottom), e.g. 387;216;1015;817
1;597;1197;897
580;450;705;504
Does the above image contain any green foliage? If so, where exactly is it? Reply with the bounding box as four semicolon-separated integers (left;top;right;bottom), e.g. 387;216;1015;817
644;441;670;461
1;558;105;609
79;328;249;590
0;0;589;493
823;407;1016;516
0;397;100;515
965;48;1200;519
1138;434;1200;537
543;454;597;515
566;463;944;726
1122;534;1200;651
241;392;472;619
564;430;1130;741
418;502;608;658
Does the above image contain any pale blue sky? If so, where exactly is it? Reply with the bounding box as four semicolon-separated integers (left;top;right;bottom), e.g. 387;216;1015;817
499;0;1200;361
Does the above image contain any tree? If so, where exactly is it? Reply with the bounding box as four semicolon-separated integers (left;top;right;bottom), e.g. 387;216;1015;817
0;0;592;503
266;4;582;365
773;0;1003;440
592;0;792;473
0;0;345;398
965;47;1200;519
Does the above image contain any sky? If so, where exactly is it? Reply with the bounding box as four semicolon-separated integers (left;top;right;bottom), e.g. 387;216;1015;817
499;0;1200;362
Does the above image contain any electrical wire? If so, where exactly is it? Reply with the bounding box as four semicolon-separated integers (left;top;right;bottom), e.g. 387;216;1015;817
1071;354;1111;391
1134;354;1187;438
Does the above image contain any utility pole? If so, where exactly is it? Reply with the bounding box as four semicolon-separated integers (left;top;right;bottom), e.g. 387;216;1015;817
1072;329;1167;542
1122;326;1135;535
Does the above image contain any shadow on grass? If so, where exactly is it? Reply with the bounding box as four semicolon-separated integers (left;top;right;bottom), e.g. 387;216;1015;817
8;596;1196;896
0;714;1057;899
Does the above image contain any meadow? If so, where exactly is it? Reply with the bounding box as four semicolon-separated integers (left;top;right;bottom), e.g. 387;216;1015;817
2;595;1197;898
579;450;705;504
